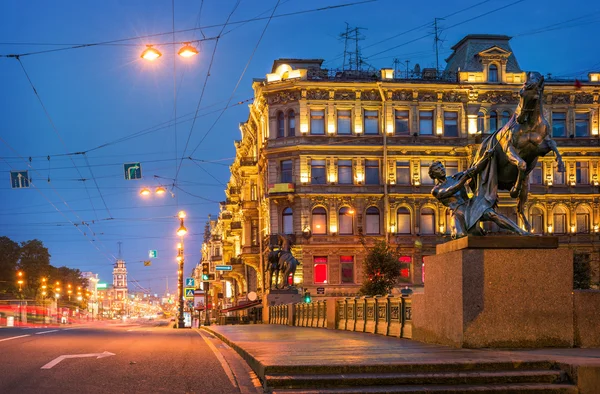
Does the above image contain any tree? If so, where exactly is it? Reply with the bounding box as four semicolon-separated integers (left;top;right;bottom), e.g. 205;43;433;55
19;239;51;297
359;240;403;296
574;253;591;290
0;236;20;294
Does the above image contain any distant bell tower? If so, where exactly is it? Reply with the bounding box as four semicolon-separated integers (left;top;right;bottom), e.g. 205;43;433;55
113;242;128;300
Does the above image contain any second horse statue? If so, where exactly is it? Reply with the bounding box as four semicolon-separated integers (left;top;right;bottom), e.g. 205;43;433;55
266;234;300;290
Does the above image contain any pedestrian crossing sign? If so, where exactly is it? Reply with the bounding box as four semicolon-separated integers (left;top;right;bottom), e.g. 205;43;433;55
184;288;194;298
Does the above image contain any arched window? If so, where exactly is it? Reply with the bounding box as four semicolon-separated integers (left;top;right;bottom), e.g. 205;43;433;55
529;207;544;234
287;110;296;137
488;64;498;82
396;207;411;234
576;206;590;233
276;112;285;138
366;207;380;235
553;206;568;234
339;207;353;235
282;207;293;235
420;207;435;235
501;111;511;127
477;111;485;133
312;207;327;235
489;111;498;132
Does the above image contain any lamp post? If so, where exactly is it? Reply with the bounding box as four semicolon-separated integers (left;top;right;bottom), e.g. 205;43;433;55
176;210;187;328
16;271;24;325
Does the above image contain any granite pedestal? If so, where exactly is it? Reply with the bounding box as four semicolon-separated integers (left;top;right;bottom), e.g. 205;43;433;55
412;236;574;348
262;288;302;323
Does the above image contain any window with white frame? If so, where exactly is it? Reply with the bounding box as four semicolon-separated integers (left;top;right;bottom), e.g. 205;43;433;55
311;159;326;185
397;207;411;234
420;208;435;234
443;111;458;137
365;207;380;235
394;109;410;135
364;110;379;134
396;161;410;185
338;160;353;184
310;109;325;135
339;207;353;235
312;207;327;235
337;110;352;135
282;207;293;234
419;110;434;135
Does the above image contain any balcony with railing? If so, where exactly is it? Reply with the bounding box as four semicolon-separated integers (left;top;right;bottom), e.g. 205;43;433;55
221;212;233;220
240;158;258;167
211;255;223;262
242;245;261;255
242;200;259;210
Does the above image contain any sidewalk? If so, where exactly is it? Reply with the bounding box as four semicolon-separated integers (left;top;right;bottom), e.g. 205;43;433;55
204;325;600;391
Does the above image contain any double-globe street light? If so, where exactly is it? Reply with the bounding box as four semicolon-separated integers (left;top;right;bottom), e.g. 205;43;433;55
176;211;187;328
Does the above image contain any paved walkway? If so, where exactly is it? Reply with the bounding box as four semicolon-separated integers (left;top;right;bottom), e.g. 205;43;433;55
204;325;600;373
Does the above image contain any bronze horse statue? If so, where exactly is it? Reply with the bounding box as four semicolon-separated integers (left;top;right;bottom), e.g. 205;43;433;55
265;234;300;290
468;71;564;232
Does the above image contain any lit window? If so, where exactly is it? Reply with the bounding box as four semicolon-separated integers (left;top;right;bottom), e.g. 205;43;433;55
277;112;285;138
552;112;566;138
340;255;354;284
251;220;259;246
311;159;326;185
553;162;564;185
420;208;435;234
394;109;410;135
365;207;380;235
488;64;498;82
312;207;327;235
339;207;354;235
288;110;296;136
364;110;379;135
443;111;458;137
314;256;328;284
477;111;485;133
281;160;293;183
575;113;589;137
576;206;590;233
282;208;293;234
338;160;353;184
419;110;434;135
553;206;567;234
489;111;498;133
310;110;325;135
396;207;411;234
529;207;544;234
420;160;434;185
399;256;411;278
396;161;410;185
337;110;352;135
576;162;589;184
365;160;379;185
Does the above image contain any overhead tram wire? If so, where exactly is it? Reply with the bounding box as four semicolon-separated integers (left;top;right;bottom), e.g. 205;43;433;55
14;57;113;220
0;0;376;58
174;0;242;189
186;0;281;160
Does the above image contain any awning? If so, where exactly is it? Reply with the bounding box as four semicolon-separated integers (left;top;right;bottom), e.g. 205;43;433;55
220;300;261;313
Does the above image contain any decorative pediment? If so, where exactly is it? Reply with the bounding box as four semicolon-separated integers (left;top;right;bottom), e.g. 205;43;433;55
477;46;511;59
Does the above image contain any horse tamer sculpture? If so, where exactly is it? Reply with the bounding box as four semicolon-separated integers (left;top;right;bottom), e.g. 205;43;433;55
266;234;300;290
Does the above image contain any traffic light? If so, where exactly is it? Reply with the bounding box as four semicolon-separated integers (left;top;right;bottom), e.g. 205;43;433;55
202;262;210;281
304;291;311;303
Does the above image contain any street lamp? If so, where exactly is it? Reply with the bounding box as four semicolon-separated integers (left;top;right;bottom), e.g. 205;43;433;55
140;186;167;197
141;45;162;61
176;211;187;328
17;271;24;292
177;42;199;58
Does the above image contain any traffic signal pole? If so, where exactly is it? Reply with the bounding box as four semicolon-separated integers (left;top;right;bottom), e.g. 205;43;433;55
203;281;210;326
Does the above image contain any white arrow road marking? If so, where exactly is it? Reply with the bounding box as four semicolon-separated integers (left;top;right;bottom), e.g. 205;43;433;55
41;351;115;369
0;335;30;342
35;330;59;335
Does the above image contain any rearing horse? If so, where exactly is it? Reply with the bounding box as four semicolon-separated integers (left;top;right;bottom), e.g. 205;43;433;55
469;72;564;232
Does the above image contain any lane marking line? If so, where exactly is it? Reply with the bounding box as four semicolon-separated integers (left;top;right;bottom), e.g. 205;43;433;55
0;334;30;342
196;330;238;389
41;351;115;369
62;327;81;331
35;330;59;335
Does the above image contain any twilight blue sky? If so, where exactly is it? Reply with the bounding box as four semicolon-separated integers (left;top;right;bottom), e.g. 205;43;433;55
1;0;598;295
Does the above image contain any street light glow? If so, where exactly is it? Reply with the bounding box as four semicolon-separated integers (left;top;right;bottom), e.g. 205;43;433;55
141;45;162;61
140;188;151;196
177;225;187;237
178;211;186;219
177;43;199;58
155;186;166;195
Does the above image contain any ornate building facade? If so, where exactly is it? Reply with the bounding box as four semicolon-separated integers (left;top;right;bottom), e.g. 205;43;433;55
202;35;600;301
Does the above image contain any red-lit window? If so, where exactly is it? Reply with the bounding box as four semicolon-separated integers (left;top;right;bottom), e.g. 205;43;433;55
340;255;354;284
399;256;411;278
314;256;328;284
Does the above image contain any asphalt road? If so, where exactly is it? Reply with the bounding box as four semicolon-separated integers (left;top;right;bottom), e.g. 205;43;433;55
0;320;262;394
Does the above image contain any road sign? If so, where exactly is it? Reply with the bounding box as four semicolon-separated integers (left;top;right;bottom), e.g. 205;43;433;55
123;162;142;180
97;283;107;289
10;170;30;189
185;278;195;287
215;265;232;271
148;250;157;258
144;260;151;266
184;288;194;298
316;287;325;295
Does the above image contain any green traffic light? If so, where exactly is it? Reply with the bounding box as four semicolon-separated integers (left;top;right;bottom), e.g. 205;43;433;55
202;274;209;280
